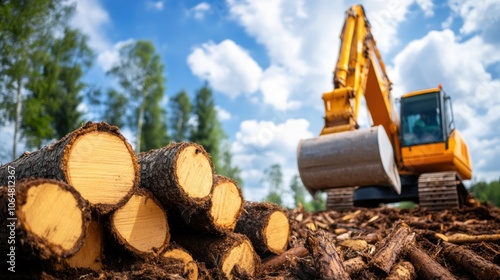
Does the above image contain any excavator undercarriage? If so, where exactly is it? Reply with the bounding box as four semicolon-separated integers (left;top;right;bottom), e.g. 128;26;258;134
325;171;470;211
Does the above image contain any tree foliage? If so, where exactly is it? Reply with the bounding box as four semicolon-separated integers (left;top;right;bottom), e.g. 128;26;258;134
0;0;78;157
169;90;192;142
107;40;168;152
190;84;224;170
290;173;326;212
470;178;500;207
262;163;284;206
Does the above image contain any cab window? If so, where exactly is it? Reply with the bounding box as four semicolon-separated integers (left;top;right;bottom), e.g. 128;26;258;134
401;92;444;146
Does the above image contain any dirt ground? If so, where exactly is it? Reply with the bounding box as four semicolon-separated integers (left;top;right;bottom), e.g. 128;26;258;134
13;203;500;279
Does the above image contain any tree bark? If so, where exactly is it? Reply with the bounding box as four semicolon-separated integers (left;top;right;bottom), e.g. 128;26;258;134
138;142;214;210
344;256;367;277
108;188;170;257
386;261;416;280
443;242;500;279
406;246;455;280
168;175;243;234
436;233;500;244
0;179;90;260
172;231;260;279
261;246;309;272
234;201;290;255
0;121;139;214
370;221;414;274
305;230;350;280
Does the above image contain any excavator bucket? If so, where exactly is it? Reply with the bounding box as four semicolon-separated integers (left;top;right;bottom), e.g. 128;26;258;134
297;125;401;195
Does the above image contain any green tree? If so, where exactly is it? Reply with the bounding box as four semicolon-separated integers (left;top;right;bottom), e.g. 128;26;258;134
169;90;192;142
218;140;243;187
290;174;306;208
304;193;326;212
190;84;224;170
22;27;92;148
0;0;75;158
108;40;168;152
262;163;284;206
470;178;500;207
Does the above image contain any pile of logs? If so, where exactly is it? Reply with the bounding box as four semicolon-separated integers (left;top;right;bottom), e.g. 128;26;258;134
1;121;499;279
0;122;291;279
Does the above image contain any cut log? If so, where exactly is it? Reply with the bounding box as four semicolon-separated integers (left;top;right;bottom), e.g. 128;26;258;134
386;261;416;280
0;122;138;214
370;221;414;274
436;232;500;244
235;201;290;255
138;142;214;210
406;246;455;280
305;230;350;280
169;175;243;234
0;179;90;260
109;189;169;256
62;218;104;271
172;232;260;279
262;246;309;272
162;244;198;280
443;242;500;279
343;256;367;277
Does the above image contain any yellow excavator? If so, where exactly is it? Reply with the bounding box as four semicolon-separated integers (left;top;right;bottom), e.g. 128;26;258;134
297;5;473;211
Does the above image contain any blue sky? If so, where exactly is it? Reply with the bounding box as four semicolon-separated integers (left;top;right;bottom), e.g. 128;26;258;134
2;0;499;204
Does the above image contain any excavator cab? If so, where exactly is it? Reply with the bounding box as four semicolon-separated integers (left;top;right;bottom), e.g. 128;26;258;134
400;88;451;147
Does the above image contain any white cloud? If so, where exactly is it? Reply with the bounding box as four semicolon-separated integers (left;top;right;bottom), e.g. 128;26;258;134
389;29;500;181
147;1;164;11
260;66;300;110
448;0;500;44
187;40;263;98
232;118;314;202
189;2;211;20
71;0;134;71
215;106;232;121
416;0;434;17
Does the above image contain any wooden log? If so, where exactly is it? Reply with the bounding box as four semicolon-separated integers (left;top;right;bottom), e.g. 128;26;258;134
162;243;198;280
343;256;367;277
169;175;243;234
0;122;138;214
436;232;500;244
138;142;214;210
370;221;414;274
0;179;91;260
443;242;500;279
406;246;455;280
172;232;260;279
234;201;290;255
305;230;350;280
261;246;309;272
386;261;416;280
109;189;170;257
57;218;104;271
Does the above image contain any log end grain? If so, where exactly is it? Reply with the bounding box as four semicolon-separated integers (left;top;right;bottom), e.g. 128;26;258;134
175;144;213;199
221;238;259;279
60;219;104;271
265;211;290;254
63;122;138;213
210;176;243;231
111;190;170;255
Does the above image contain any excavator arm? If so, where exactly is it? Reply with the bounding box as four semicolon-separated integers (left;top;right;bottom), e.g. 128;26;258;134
297;5;402;196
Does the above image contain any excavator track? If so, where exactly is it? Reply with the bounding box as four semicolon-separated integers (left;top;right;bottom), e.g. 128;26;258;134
326;187;355;211
418;171;467;211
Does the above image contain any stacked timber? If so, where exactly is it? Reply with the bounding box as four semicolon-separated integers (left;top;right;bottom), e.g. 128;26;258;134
0;121;292;279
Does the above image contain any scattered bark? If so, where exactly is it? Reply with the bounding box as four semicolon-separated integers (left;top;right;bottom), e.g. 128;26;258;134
343;256;367;277
436;232;500;244
261;246;309;272
386;261;416;280
370;221;414;274
443;242;500;279
306;230;350;280
406;246;455;280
